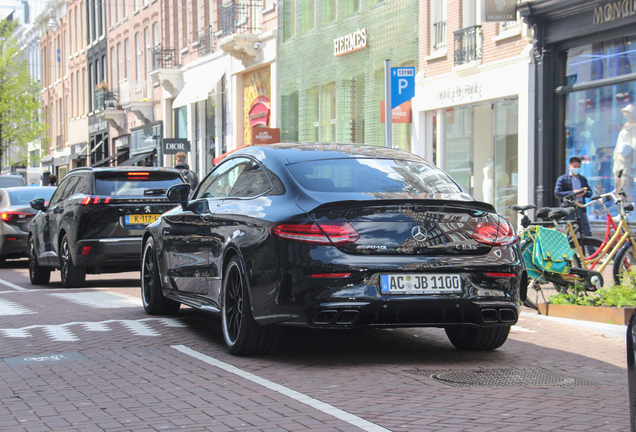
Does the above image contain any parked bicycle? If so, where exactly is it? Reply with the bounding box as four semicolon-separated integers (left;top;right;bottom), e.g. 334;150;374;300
510;204;603;310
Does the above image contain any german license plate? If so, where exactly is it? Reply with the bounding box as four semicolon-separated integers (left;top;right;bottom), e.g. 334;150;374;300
380;274;462;295
125;214;160;224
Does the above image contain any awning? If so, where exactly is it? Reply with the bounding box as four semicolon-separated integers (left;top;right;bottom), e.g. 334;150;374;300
90;150;128;167
119;150;155;166
172;69;225;108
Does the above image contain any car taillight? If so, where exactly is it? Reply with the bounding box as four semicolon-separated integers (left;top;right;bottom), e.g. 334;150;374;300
472;218;517;246
81;196;111;205
1;211;33;221
272;222;359;245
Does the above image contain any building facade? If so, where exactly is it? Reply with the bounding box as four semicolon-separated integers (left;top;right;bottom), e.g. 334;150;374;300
413;0;534;222
278;0;418;150
520;0;636;223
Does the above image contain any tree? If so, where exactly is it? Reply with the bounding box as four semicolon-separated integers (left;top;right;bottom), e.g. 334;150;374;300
0;19;46;169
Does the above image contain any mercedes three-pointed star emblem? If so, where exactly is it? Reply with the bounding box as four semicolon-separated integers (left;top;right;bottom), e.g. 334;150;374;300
411;225;428;242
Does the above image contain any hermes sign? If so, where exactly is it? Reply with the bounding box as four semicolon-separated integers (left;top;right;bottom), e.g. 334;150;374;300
484;0;517;22
334;28;368;57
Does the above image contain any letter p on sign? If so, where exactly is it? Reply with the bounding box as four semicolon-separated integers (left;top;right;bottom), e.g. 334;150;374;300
391;67;415;109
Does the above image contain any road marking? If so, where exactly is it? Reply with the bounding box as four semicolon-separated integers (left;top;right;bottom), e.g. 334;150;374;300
0;298;36;316
511;325;537;333
172;345;391;432
0;318;185;341
48;292;141;308
0;277;28;291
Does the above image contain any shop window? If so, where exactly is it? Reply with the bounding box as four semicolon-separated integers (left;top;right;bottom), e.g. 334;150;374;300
308;87;320;141
302;0;314;33
566;37;636;85
323;0;335;24
174;106;187;139
324;83;336;142
345;0;359;16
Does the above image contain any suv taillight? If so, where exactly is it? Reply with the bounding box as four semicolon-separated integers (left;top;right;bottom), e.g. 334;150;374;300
81;196;112;205
472;218;517;246
272;222;359;245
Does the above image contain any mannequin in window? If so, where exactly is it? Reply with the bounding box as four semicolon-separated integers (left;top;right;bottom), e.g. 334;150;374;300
482;158;494;204
613;104;636;201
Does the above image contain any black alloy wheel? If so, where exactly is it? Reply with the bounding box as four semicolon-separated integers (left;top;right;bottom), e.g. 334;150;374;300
445;326;511;351
28;236;50;285
141;237;180;315
60;234;86;288
221;256;282;355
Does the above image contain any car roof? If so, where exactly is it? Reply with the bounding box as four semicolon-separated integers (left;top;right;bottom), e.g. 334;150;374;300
235;143;424;165
2;186;54;191
67;166;180;175
0;174;24;177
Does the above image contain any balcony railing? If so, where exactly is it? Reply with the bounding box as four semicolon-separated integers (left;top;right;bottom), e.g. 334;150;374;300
197;25;215;57
220;1;262;37
433;20;446;50
150;46;180;70
95;87;120;111
453;25;482;66
56;135;62;151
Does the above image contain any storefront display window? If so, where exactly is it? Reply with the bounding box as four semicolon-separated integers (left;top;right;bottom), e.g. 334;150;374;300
443;99;518;221
565;37;636;221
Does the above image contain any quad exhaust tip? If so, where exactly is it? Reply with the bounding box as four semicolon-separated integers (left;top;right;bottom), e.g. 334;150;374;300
312;309;360;326
480;307;517;324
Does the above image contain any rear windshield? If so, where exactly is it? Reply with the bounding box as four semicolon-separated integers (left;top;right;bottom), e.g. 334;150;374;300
0;177;24;188
8;188;55;205
287;158;462;194
95;171;183;197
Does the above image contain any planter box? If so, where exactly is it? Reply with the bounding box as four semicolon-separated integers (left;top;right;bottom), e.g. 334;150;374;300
537;303;636;325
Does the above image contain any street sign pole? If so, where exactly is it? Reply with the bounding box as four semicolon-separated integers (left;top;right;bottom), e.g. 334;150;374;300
384;59;392;148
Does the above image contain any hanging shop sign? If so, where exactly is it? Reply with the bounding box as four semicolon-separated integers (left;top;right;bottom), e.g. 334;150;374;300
334;28;368;57
88;121;108;134
593;0;636;25
380;101;412;124
130;121;162;155
248;96;271;128
163;138;191;154
484;0;517;22
251;127;281;144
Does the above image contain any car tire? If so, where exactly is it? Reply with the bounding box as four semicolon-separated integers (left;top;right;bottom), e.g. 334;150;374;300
28;237;50;285
222;256;282;356
60;234;86;288
445;326;510;351
141;237;180;315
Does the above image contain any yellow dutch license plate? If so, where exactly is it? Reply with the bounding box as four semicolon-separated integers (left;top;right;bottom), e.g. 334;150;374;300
126;214;160;224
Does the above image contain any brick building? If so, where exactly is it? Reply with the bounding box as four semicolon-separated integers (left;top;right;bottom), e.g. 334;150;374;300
277;0;418;150
413;0;534;221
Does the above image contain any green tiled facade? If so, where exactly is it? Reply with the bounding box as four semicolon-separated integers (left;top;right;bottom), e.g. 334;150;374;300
278;0;418;149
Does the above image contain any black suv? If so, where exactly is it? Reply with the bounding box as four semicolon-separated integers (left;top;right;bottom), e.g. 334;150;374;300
28;167;184;287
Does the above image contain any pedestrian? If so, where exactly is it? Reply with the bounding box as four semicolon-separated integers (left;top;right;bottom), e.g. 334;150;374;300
555;156;593;237
48;174;57;187
174;152;198;190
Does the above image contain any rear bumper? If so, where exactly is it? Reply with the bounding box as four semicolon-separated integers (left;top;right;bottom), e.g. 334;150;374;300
74;237;142;269
0;233;28;258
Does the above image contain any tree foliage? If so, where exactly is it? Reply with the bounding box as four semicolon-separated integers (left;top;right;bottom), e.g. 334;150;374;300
0;19;45;166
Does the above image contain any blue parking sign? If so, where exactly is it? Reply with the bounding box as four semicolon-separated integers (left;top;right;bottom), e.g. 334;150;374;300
391;67;415;109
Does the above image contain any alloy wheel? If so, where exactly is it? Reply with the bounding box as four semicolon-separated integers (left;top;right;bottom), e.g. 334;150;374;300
224;265;244;345
142;243;154;306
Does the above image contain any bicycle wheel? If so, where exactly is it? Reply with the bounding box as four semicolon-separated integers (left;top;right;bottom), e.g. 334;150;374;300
613;243;636;285
520;241;549;310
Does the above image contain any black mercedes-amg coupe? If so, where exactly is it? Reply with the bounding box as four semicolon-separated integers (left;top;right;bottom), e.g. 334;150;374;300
141;144;525;355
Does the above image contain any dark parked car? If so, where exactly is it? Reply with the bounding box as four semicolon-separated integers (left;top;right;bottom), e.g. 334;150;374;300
28;167;184;287
141;144;525;355
628;309;636;431
0;187;55;263
0;174;26;188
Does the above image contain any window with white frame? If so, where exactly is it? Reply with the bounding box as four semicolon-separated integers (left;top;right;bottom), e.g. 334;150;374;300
431;0;446;51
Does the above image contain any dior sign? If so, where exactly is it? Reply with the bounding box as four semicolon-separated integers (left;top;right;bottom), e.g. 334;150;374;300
593;0;636;24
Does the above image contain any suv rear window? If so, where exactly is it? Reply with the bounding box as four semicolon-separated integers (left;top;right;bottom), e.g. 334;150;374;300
286;158;462;194
95;171;183;197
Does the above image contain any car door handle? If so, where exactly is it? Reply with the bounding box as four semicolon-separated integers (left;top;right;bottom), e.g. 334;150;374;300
54;207;63;214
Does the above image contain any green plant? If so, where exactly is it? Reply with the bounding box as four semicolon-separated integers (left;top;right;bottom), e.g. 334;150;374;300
548;268;636;307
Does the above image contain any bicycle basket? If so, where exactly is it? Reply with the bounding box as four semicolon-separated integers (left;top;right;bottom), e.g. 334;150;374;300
532;226;574;275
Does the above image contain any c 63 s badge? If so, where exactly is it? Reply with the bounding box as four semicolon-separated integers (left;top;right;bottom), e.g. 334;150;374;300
359;245;388;250
456;244;478;250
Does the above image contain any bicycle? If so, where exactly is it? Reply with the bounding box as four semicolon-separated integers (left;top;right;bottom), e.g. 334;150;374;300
510;205;604;310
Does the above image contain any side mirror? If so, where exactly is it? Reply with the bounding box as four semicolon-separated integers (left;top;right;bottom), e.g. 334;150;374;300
30;198;47;211
167;183;191;210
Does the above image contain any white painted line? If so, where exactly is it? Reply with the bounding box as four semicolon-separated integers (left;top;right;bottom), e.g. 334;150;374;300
81;322;112;332
120;320;159;336
49;292;141;308
0;277;28;291
41;325;80;342
149;318;188;328
0;298;36;316
172;345;390;432
1;328;32;338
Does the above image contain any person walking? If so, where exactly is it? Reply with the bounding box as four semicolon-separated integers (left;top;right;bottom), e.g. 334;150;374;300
555;156;593;237
48;174;57;187
174;152;198;190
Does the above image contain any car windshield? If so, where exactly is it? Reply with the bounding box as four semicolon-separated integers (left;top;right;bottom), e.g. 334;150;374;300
0;177;24;188
286;158;462;194
95;172;183;196
8;188;55;205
